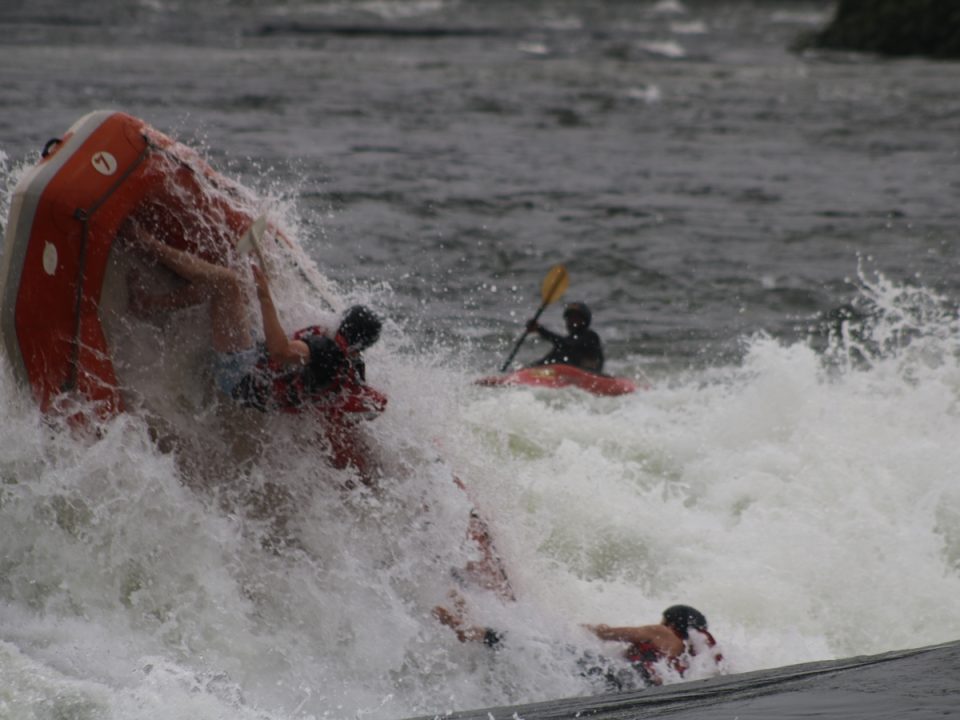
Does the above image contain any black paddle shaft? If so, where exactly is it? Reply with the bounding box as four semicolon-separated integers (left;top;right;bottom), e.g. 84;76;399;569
499;266;569;372
499;302;548;372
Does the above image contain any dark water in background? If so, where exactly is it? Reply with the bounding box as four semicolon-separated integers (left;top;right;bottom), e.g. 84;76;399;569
3;0;959;373
2;2;960;719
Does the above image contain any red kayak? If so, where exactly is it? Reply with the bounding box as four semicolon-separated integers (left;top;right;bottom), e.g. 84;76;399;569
476;364;640;397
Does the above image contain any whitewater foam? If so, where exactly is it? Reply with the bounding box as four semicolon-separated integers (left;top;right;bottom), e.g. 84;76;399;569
1;156;958;719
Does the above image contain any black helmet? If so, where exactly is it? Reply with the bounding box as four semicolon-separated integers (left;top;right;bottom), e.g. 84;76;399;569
563;301;592;326
662;605;708;639
338;305;382;351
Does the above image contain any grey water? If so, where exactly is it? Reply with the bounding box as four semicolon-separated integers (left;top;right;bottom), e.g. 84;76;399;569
3;0;958;374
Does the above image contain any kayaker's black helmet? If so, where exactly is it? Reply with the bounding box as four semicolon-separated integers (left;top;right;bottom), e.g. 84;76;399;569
563;301;592;327
338;305;382;351
662;605;708;639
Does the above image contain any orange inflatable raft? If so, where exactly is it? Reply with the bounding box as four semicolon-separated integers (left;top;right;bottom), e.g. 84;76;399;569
0;111;387;448
0;110;258;417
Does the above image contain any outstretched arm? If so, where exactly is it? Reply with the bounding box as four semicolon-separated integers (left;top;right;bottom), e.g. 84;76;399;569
127;270;206;316
123;218;239;288
585;623;678;649
252;264;310;366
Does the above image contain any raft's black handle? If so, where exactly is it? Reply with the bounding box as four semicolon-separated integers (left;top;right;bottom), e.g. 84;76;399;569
41;137;62;158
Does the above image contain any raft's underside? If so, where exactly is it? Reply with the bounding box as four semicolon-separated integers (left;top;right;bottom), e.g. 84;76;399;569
407;640;960;720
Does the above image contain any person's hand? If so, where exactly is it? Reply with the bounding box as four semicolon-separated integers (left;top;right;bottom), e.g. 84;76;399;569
120;218;163;257
526;319;539;332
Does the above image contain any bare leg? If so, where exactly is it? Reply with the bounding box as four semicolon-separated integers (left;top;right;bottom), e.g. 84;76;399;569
463;510;515;602
124;220;254;354
452;474;515;602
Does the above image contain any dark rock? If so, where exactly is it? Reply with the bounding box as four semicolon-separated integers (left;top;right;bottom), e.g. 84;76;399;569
801;0;960;59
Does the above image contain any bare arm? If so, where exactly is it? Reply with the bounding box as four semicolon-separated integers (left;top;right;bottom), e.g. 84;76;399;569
585;623;683;655
127;271;207;316
252;264;309;366
123;218;239;288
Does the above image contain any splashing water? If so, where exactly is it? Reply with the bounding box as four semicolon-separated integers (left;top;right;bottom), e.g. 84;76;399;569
1;147;959;719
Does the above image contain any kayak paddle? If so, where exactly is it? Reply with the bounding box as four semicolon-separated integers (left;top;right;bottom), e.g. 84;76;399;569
237;212;340;310
499;264;569;372
237;213;269;269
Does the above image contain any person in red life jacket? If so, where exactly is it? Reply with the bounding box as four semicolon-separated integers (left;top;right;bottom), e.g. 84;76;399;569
230;304;383;416
585;604;724;686
124;219;386;457
526;301;604;373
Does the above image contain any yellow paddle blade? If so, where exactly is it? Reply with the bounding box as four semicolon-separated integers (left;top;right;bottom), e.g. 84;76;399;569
540;264;569;305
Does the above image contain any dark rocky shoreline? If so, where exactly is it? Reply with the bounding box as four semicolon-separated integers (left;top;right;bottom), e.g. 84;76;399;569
804;0;960;59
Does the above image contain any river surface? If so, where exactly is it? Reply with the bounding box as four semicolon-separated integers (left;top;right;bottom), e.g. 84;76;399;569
1;1;959;719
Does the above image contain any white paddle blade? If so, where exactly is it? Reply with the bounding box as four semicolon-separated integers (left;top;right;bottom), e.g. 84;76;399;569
237;214;268;259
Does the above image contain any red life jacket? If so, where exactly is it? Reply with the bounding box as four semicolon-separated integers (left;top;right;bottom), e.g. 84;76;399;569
624;627;722;685
672;628;723;677
238;326;387;418
624;640;675;684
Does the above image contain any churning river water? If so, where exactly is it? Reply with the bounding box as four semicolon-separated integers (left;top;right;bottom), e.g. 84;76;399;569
1;1;959;718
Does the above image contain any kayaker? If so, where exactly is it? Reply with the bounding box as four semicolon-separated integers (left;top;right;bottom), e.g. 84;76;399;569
124;218;384;416
526;301;604;373
585;604;724;686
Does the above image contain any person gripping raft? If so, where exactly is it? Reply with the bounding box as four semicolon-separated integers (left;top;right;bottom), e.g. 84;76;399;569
229;304;382;414
123;218;386;476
